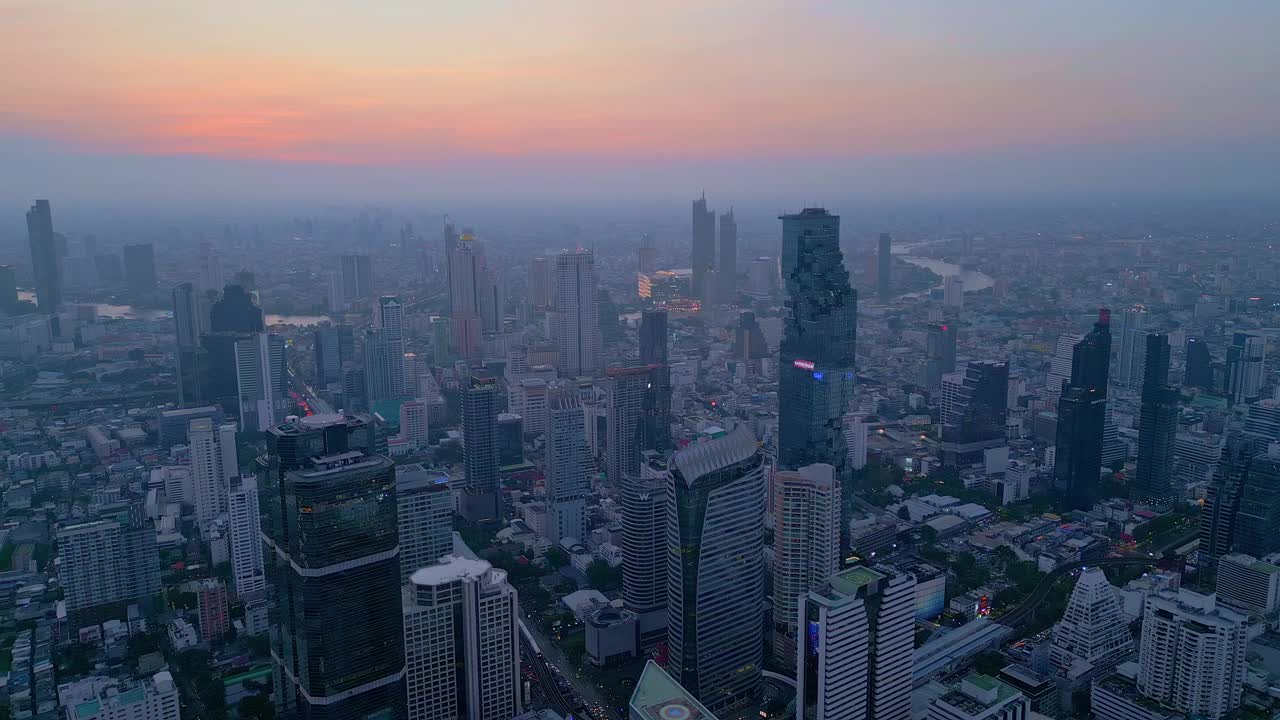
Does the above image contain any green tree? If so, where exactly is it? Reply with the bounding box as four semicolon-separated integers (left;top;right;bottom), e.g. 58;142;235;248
586;560;622;592
919;525;939;545
545;547;570;569
239;694;275;720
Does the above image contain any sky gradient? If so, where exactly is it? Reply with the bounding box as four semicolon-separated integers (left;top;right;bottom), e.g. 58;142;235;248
3;1;1279;207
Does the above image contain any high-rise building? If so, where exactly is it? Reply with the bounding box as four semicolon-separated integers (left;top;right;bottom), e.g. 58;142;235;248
26;199;63;312
1233;449;1280;559
448;235;483;358
770;464;841;667
462;370;501;521
376;295;408;397
623;452;669;646
188;418;238;533
396;464;454;581
196;578;230;640
529;256;552;309
403;556;521;720
313;323;354;387
1134;334;1179;503
122;243;157;296
545;392;590;543
553;249;599;377
605;365;650;482
638;234;658;275
628;661;717;720
940;360;1009;466
1048;333;1085;395
1136;589;1247;719
497;413;523;467
258;413;404;720
400;400;429;448
1215;553;1280;617
1184;337;1214;390
1116;306;1149;389
363;328;394;407
235;332;287;432
1197;434;1257;584
667;424;767;714
59;672;180;720
1049;567;1133;674
1226;332;1266;404
691;192;716;301
477;265;503;334
339;253;374;301
718;209;737;302
0;264;16;314
1054;309;1112;509
638;309;672;453
173;282;207;406
198;241;224;296
228;474;265;596
927;675;1030;720
877;232;892;299
925;322;958;388
777;208;856;550
943;275;964;308
797;565;916;720
209;283;264;333
1244;399;1280;442
57;505;160;613
844;413;869;470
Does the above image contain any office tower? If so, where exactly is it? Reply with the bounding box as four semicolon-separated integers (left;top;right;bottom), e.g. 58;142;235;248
528;256;552;309
844;413;869;470
478;265;503;334
1244;399;1280;442
0;264;17;314
1215;553;1280;616
57;505;160;612
1049;567;1133;674
59;672;180;720
718;209;737;301
1197;435;1256;585
403;556;521;720
1135;334;1179;503
209;284;264;332
258;413;403;720
604;365;649;482
400;400;429;448
313;323;354;386
552;249;599;376
797;565;916;720
363;328;394;407
197;241;224;296
927;676;1030;720
1048;333;1084;395
638;234;658;274
877;232;893;299
1226;332;1266;404
340;253;374;301
26;200;63;312
462;370;501;521
497;413;524;467
94;252;123;287
638;309;672;453
667;424;767;714
396;464;453;581
376;295;408;397
691;192;716;301
1232;450;1280;558
777;208;856;550
228;474;265;596
749;256;777;296
235;333;286;432
1054;309;1112;509
1136;589;1247;719
623;453;669;645
196;578;230;640
1116;306;1149;388
940;360;1009;466
770;463;840;667
1184;336;1213;390
628;661;717;720
448;235;484;357
122;243;157;295
943;275;964;308
159;405;220;449
925;322;958;388
188;419;238;532
173;282;207;406
342;365;367;411
545;392;590;543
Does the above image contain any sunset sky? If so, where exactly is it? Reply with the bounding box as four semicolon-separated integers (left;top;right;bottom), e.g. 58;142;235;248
3;1;1279;207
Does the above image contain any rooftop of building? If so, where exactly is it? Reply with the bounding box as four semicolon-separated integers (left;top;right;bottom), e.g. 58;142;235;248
628;660;719;720
829;565;885;597
409;555;493;587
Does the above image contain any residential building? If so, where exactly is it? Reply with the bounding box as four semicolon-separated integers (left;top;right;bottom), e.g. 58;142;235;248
545;392;590;544
1136;589;1247;719
397;464;454;581
927;675;1029;720
57;506;160;613
228;474;265;596
188;419;238;533
196;578;229;641
1215;553;1280;616
59;672;180;720
771;463;841;667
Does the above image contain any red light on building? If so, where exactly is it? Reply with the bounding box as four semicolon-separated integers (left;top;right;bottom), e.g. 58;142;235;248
793;359;815;370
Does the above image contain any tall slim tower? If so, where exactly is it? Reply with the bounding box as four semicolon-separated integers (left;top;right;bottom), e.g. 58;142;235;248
545;391;590;543
463;370;501;521
258;413;403;720
691;193;716;302
1054;309;1112;510
375;295;407;397
1137;589;1247;719
623;453;669;646
1198;435;1257;585
448;236;483;358
605;366;650;482
1184;337;1214;390
924;322;958;388
777;208;856;550
638;309;672;453
1226;332;1266;404
667;424;767;714
719;209;737;302
1135;333;1179;503
235;333;286;432
770;463;841;668
26;200;63;312
553;249;599;377
188;419;238;534
227;474;265;596
123;243;157;296
1233;450;1280;558
1116;306;1149;388
396;465;454;582
877;232;892;299
528;256;552;309
173;282;207;406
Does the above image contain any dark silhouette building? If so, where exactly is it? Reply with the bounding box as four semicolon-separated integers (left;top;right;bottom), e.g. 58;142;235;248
1053;309;1112;509
26;199;63;312
173;283;206;406
1135;333;1179;503
877;232;892;298
462;370;501;521
691;192;716;302
1234;450;1280;559
122;243;157;296
209;284;265;332
313;324;354;387
925;322;958;387
719;209;737;301
1198;434;1258;587
0;265;16;314
940;360;1009;466
638;309;672;453
1184;336;1214;390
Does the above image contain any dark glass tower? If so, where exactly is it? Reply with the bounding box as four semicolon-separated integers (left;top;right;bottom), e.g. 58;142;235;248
26;199;63;312
638;309;672;453
940;360;1009;466
925;322;957;387
462;370;501;520
257;414;404;720
173;282;206;407
210;283;265;332
691;193;716;301
1197;434;1257;587
777;208;856;550
313;324;354;387
1134;333;1179;503
1053;309;1112;509
719;209;737;301
123;243;157;296
1184;337;1213;390
877;232;892;298
1234;451;1280;558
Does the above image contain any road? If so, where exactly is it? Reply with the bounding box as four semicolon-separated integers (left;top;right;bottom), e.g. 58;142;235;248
998;557;1156;629
287;367;334;415
522;619;622;720
521;628;576;717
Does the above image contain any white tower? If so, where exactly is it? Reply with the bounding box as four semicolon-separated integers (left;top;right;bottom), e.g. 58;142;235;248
1049;567;1134;674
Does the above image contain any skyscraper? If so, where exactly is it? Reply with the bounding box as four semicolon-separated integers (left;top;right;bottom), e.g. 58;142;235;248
1136;589;1247;719
1048;333;1085;395
1048;567;1133;674
1054;309;1112;510
553;249;599;377
623;452;669;646
122;243;157;296
57;505;161;613
209;284;264;332
667;424;767;714
313;323;354;387
940;360;1009;466
227;474;265;596
1226;332;1266;404
362;328;394;406
797;565;916;720
376;295;407;397
528;255;552;309
258;413;403;720
0;264;16;314
770;463;841;668
188;418;238;533
235;333;287;432
1198;434;1257;586
462;370;501;521
877;232;892;299
339;253;374;301
173;282;207;406
1233;449;1280;559
448;235;483;358
719;209;737;302
26;199;63;312
777;208;856;550
396;464;454;581
638;234;658;275
545;391;590;543
1116;306;1149;388
1135;333;1179;503
1184;336;1213;390
605;365;650;482
638;309;672;453
925;322;959;389
403;556;521;720
691;192;716;301
943;275;964;308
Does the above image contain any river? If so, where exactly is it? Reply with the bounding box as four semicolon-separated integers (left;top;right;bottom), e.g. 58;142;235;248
17;291;329;327
892;241;994;295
